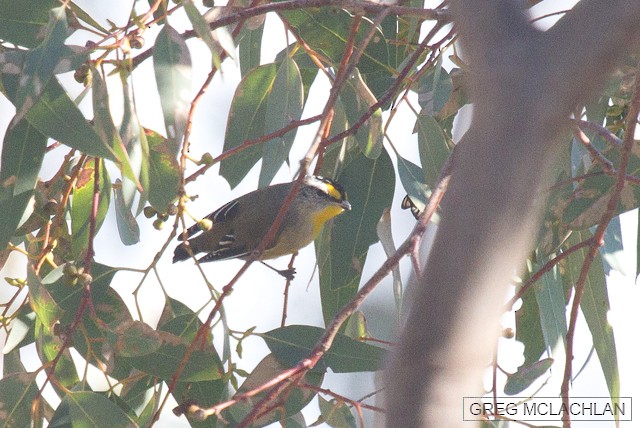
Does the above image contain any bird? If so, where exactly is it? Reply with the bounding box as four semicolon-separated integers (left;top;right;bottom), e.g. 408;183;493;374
172;175;351;278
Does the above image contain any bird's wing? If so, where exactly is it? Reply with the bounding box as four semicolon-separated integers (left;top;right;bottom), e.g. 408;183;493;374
178;199;241;240
197;233;250;263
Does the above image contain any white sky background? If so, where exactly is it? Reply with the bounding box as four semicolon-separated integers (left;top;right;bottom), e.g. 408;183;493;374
0;0;638;427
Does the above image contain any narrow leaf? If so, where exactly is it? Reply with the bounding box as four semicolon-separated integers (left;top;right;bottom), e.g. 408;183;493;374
260;325;386;373
220;63;277;188
531;259;567;354
27;265;63;332
70;158;111;258
153;24;192;154
14;7;68;122
504;358;554;395
565;231;619;406
25;78;117;160
239;24;264;76
396;153;429;213
341;69;383;159
0;117;46;250
91;67;139;187
225;354;322;426
317;149;394;325
50;391;138;428
259;56;303;188
0;0;59;48
0;372;39;427
113;180;140;245
145;129;180;212
416;113;451;189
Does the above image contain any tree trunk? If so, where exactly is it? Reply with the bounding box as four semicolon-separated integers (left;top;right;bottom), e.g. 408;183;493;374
385;1;640;426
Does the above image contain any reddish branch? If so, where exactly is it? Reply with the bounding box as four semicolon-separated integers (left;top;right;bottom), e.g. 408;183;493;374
561;65;640;427
235;151;454;427
35;158;102;417
131;0;447;68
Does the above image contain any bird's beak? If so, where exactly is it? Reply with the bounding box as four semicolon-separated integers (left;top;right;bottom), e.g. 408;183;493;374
340;200;352;211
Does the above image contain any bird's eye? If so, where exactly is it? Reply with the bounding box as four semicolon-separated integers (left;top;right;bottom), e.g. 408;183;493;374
315;188;326;197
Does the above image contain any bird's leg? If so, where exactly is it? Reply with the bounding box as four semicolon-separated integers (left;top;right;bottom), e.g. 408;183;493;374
260;261;296;280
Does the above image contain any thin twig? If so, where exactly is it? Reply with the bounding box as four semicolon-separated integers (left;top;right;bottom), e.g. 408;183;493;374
561;65;640;427
131;0;447;67
237;147;454;428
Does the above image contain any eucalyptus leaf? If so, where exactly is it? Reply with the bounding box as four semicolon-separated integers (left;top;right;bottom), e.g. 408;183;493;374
0;0;59;48
146;129;180;212
0;372;39;427
416;113;451;189
239;23;264;76
259;56;304;188
49;391;138;428
220;63;277;188
153;24;192;154
0;118;46;250
564;231;619;409
316;148;394;325
504;358;553;395
14;7;68;122
70;158;111;258
260;325;386;373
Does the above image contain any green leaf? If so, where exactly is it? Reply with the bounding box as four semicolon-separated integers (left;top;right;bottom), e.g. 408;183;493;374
280;8;390;98
274;44;319;101
220;63;277;189
515;279;546;367
146;129;180;212
417;61;453;116
0;372;39;428
153;24;192;154
504;358;553;395
318;395;357;428
564;231;619;406
239;23;264;76
316;148;394;325
260;325;386;373
124;314;223;382
109;320;162;357
376;209;403;316
416;113;451;189
37;323;80;389
67;1;109;34
184;0;222;64
258;56;304;188
225;354;322;427
396;154;429;213
113;180;140;245
0;118;47;250
49;391;138;428
27;265;63;332
601;216;628;276
172;379;226;428
44;263;132;377
385;4;422;70
70;158;111;258
2;310;35;355
530;258;567;354
341;69;383;159
119;71;149;215
14;7;68;122
0;75;118;160
90;67;138;187
0;0;59;48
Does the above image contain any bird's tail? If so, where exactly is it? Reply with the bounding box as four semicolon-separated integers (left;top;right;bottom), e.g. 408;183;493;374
173;242;192;263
